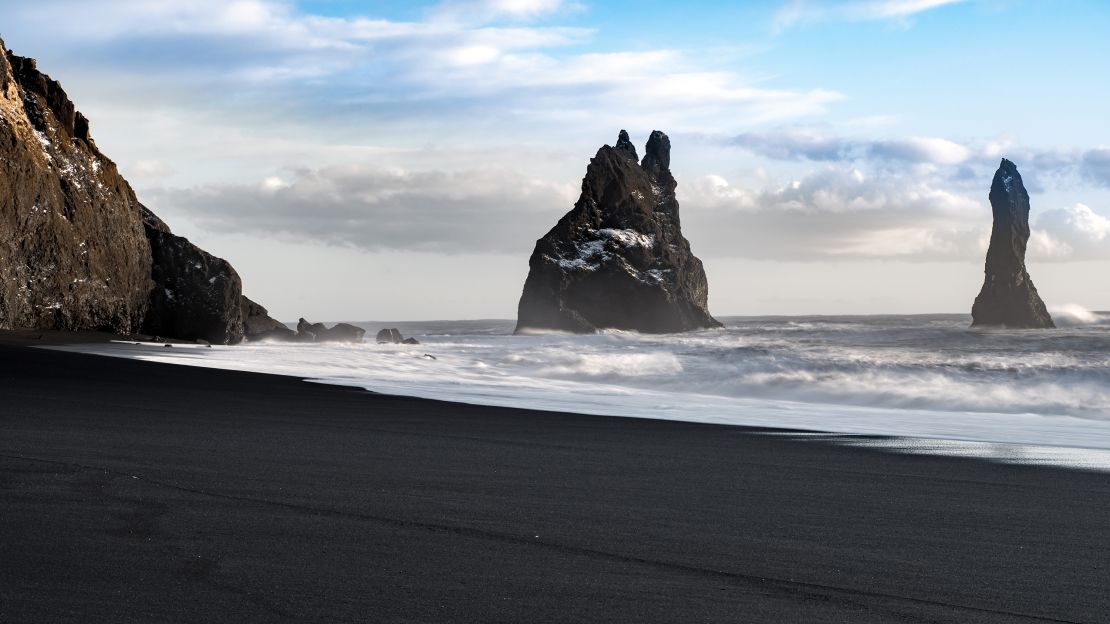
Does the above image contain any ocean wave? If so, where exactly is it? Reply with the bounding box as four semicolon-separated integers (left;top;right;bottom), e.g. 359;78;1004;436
48;314;1110;451
1049;304;1109;327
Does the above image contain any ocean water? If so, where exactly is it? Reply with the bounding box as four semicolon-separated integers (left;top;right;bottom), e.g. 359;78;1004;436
51;309;1110;469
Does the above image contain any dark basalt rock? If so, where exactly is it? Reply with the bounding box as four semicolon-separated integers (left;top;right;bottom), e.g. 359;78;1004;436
0;36;264;343
323;322;366;343
140;207;245;344
515;130;721;334
971;159;1054;329
376;328;403;344
241;296;294;341
297;318;326;341
297;318;365;343
375;327;420;345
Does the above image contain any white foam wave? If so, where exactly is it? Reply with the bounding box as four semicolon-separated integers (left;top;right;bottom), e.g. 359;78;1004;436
45;315;1110;464
1049;303;1105;327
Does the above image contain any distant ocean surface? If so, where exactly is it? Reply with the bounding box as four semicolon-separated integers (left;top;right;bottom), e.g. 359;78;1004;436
54;310;1110;465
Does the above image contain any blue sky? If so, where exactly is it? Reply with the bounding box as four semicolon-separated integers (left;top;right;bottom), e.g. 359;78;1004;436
5;0;1110;319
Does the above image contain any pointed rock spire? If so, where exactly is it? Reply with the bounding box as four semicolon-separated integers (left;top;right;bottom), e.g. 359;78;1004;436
970;159;1054;328
614;129;638;160
640;130;671;180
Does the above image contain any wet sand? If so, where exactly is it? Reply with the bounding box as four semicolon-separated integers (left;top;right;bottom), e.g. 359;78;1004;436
1;334;1107;623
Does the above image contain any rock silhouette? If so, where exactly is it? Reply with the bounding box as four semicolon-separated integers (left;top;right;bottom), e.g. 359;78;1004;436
971;159;1054;329
241;296;294;341
515;130;720;334
375;327;420;344
296;318;365;343
376;328;403;344
140;207;245;344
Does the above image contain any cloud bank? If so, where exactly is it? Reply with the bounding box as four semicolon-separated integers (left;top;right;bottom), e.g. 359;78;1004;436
147;165;576;254
5;0;840;131
146;158;1110;265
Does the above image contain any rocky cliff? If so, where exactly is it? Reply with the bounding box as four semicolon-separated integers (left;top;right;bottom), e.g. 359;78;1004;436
0;38;152;333
971;159;1054;328
0;36;256;343
515;130;721;333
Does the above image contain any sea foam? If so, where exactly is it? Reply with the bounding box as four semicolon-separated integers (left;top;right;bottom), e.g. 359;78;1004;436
47;314;1110;467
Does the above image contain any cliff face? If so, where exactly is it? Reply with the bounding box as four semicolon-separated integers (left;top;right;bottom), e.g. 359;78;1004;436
971;159;1054;328
139;206;245;343
515;130;721;334
0;39;152;333
0;37;254;343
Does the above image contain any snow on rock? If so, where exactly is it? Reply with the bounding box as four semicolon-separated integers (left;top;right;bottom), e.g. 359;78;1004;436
516;130;720;334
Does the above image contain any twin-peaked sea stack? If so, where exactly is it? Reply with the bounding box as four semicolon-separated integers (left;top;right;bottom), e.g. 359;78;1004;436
515;130;721;334
971;159;1054;328
0;36;282;343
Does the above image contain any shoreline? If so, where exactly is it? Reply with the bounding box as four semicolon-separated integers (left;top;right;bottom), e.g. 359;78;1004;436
1;336;1109;622
29;328;1110;466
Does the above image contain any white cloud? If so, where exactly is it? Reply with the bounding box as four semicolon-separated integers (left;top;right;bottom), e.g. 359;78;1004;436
861;0;965;19
1027;230;1074;260
725;128;1110;196
125;152;1110;270
429;0;580;23
679;169;1110;263
869;136;970;165
774;0;965;30
145;165;577;254
680;167;986;260
729;128;971;165
149;162;999;263
1032;203;1110;260
1082;148;1110;187
3;0;839;133
127;160;176;180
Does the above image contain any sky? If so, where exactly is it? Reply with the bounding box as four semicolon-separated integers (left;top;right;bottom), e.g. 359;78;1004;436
5;0;1110;320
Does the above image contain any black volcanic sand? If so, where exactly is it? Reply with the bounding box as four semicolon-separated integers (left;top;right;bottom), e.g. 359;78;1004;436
1;335;1108;623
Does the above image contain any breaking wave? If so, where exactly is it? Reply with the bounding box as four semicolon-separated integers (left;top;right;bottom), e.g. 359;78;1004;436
50;314;1110;451
1049;304;1107;327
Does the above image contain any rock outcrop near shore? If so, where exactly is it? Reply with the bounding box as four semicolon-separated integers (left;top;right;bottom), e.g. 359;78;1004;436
0;36;264;343
296;318;365;343
515;130;721;334
241;296;294;341
376;327;419;344
971;159;1054;328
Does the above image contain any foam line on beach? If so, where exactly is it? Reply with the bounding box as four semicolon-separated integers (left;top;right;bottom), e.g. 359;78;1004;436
44;338;1110;472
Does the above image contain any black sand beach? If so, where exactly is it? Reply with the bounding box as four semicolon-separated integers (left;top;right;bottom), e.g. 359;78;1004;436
1;336;1108;623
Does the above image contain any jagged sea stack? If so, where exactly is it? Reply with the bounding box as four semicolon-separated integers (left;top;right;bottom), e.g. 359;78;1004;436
971;159;1054;328
515;130;721;333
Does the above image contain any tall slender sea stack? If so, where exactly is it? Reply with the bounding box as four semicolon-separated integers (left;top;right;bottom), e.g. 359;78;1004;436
0;36;279;343
515;130;721;334
971;159;1054;328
